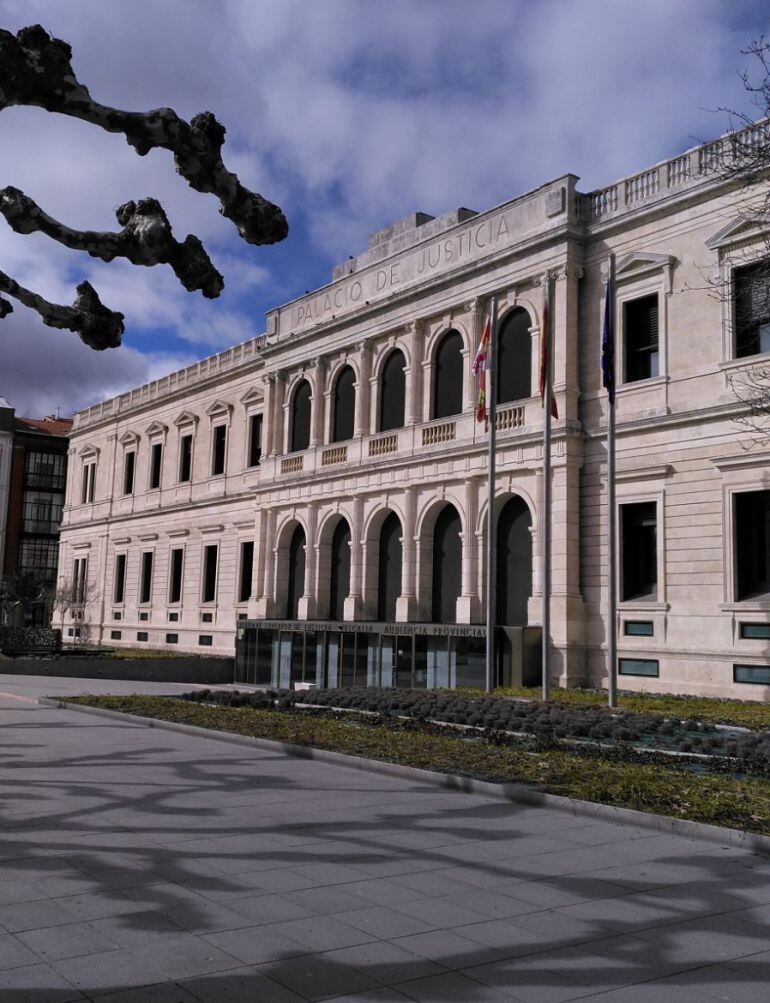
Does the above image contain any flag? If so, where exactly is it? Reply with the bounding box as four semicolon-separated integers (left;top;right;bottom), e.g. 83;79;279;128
601;261;615;404
473;315;491;423
539;293;559;419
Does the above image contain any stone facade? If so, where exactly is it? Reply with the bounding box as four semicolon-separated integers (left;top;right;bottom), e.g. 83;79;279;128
59;123;770;698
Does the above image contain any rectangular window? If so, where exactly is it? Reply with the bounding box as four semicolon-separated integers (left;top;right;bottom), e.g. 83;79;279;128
166;633;179;644
624;620;654;637
735;491;770;600
149;442;163;490
179;434;193;483
113;611;121;620
734;259;770;358
72;557;88;604
198;634;213;646
168;548;184;604
202;544;218;603
239;541;254;603
168;611;179;622
113;553;127;604
211;424;227;476
81;463;95;504
740;622;770;640
140;550;153;604
136;631;148;642
621;501;658;601
734;664;770;685
123;451;135;495
248;414;263;467
139;612;149;621
25;451;65;490
619;658;659;677
624;294;659;382
19;538;58;579
110;630;122;640
22;490;63;533
201;611;213;623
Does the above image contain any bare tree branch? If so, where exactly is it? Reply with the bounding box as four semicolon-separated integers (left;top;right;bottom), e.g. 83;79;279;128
0;24;288;246
0;271;123;350
0;188;224;297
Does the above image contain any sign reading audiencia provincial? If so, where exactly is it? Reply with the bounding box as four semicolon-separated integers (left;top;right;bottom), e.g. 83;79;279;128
276;201;525;337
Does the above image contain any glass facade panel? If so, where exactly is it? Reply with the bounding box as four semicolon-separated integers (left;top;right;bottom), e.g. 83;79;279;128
454;636;486;688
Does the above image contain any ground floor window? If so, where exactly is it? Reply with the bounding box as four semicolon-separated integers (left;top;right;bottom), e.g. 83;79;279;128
735;490;770;600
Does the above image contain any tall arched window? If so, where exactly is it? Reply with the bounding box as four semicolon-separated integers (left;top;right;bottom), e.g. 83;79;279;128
433;330;463;419
332;366;356;442
432;504;461;623
379;350;406;431
286;525;306;619
377;512;402;621
329;519;351;620
290;380;311;452
497;308;531;404
496;496;532;625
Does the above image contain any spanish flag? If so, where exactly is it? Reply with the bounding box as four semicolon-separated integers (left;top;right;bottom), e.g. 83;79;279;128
539;294;558;419
473;316;491;423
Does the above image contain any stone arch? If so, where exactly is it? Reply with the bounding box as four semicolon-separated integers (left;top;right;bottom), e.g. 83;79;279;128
431;329;464;419
316;511;353;620
496;305;533;405
289;379;312;452
330;365;356;443
377;348;406;431
273;515;309;618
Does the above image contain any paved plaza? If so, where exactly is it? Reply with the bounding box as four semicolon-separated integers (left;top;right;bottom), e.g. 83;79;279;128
0;673;769;1001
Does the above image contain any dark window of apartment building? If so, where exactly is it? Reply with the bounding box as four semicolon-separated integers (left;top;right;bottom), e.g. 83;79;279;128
735;490;770;600
19;538;58;579
735;259;770;358
169;548;184;603
291;381;312;452
22;491;63;533
123;450;135;494
238;541;254;603
202;544;218;603
140;551;153;604
497;308;532;404
248;414;263;467
149;442;162;489
25;451;66;490
114;553;126;604
624;295;659;382
332;367;356;442
179;434;192;482
211;425;227;475
433;330;463;419
621;501;657;601
379;351;406;432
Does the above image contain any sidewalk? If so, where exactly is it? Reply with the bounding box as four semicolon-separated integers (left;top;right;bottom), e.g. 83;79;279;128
0;673;769;1001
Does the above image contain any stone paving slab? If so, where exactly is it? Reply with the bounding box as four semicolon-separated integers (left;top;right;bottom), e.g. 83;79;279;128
0;673;769;1001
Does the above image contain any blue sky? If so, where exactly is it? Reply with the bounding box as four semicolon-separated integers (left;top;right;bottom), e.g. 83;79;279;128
1;0;769;417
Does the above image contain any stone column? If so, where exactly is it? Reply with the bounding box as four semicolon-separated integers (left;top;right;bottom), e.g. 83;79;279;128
310;358;326;447
465;298;483;413
354;341;371;438
403;321;424;426
456;476;481;622
269;373;286;458
344;494;365;620
298;502;318;619
396;486;418;621
253;507;276;617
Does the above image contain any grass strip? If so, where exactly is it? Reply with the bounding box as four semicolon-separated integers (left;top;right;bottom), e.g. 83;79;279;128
66;694;770;837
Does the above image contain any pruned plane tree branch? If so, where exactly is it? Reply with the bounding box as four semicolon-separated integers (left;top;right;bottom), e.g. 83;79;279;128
0;24;287;350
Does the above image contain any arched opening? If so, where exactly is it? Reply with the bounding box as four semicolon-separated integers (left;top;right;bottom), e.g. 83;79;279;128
286;525;306;619
377;512;402;621
432;504;462;623
432;330;463;419
329;519;351;620
332;366;356;442
496;496;532;625
290;380;311;452
379;350;406;431
497;308;531;404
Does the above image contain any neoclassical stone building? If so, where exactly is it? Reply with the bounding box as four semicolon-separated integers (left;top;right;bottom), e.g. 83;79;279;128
59;123;770;698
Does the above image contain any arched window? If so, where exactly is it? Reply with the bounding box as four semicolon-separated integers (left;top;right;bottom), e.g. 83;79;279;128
433;330;463;419
286;525;306;619
379;350;406;431
497;308;531;405
290;380;311;452
377;512;402;621
432;505;461;623
496;496;532;625
329;519;351;620
332;366;356;442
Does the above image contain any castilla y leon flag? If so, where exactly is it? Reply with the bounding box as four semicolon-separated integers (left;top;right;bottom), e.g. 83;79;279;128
539;294;559;419
601;262;616;405
473;315;491;423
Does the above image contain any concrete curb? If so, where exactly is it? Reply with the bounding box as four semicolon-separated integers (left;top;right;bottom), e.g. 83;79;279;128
39;696;770;858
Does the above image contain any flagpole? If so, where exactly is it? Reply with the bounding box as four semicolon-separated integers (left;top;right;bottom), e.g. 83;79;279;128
485;297;498;695
541;276;553;702
606;254;618;709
